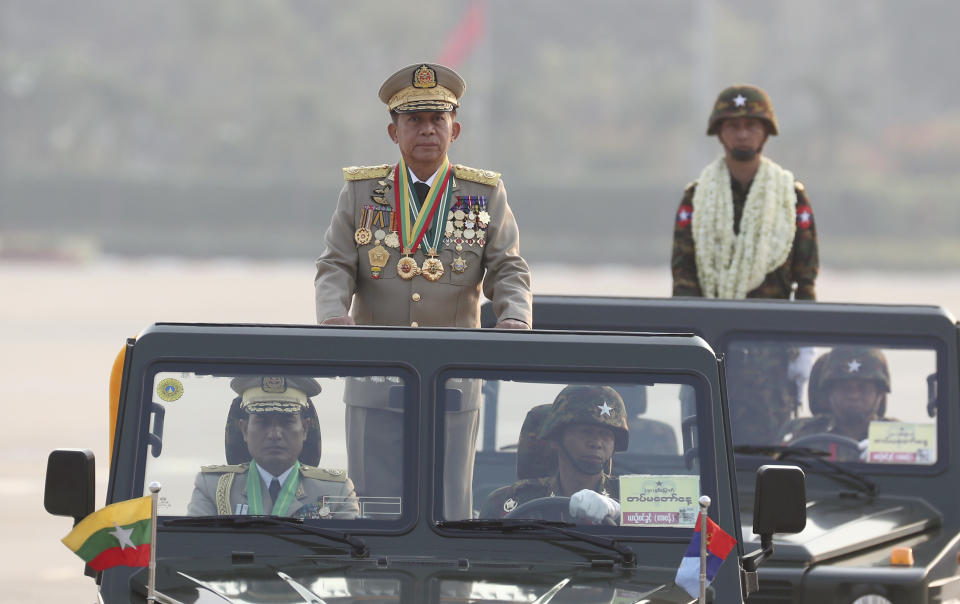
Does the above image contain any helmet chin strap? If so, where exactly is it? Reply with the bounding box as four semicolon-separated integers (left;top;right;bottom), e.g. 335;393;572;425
730;148;759;162
558;442;604;476
724;136;766;163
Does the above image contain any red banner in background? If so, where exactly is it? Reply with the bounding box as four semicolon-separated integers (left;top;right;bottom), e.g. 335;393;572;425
436;1;487;68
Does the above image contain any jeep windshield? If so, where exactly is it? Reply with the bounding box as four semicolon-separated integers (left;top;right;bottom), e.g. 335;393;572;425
725;337;941;468
143;369;410;522
444;371;714;534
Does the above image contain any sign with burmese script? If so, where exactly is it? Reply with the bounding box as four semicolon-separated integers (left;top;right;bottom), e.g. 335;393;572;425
868;421;936;464
619;475;700;527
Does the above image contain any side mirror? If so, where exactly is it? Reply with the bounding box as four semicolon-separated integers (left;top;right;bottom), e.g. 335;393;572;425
753;464;806;536
741;465;806;598
44;449;95;526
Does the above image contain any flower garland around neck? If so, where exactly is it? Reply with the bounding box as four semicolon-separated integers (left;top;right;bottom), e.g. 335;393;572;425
690;155;797;299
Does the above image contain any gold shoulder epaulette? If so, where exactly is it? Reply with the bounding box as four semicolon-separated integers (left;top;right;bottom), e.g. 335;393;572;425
794;180;805;192
343;164;392;181
684;181;697;193
300;465;348;482
453;164;501;187
201;463;247;473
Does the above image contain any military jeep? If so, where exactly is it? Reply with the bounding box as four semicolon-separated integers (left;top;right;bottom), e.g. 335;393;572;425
484;297;960;603
45;322;804;603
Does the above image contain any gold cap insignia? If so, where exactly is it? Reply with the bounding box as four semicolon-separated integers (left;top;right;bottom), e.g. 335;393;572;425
412;64;437;89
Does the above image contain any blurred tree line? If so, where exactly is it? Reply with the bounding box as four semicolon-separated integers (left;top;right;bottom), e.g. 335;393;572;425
1;0;958;267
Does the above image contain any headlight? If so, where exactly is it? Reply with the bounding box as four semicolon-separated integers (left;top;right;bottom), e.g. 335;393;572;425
851;596;893;604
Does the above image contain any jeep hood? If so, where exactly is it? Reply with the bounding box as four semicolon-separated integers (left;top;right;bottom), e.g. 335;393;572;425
128;557;700;604
741;494;940;564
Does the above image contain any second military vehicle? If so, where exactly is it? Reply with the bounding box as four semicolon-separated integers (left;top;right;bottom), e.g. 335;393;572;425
481;297;960;604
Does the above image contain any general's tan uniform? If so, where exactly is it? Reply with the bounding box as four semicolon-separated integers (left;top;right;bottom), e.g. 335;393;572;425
314;162;532;519
187;463;359;519
315;163;532;327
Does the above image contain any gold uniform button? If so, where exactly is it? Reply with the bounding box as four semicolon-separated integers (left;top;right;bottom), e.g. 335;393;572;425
412;293;421;302
410;321;419;327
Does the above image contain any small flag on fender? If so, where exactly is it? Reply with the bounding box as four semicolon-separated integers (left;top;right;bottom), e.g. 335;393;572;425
61;496;151;571
674;512;737;598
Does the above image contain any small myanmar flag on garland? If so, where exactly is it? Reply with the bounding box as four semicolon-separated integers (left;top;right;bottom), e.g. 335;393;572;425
62;496;151;571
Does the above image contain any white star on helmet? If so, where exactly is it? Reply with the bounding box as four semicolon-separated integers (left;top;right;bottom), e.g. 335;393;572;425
847;359;862;373
733;94;747;107
597;401;613;416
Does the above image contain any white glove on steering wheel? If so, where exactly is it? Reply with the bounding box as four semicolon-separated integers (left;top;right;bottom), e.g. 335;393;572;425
569;489;620;524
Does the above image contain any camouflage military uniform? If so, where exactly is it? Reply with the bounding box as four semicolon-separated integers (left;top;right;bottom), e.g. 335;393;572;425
672;86;819;442
480;385;629;518
778;346;892;452
671;84;819;300
479;472;620;519
671;179;819;299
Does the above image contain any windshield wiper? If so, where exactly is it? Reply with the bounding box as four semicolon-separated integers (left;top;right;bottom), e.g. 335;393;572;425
436;519;636;566
734;445;878;497
164;515;368;558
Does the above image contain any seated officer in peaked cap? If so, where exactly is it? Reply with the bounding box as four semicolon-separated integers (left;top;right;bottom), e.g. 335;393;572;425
187;376;359;519
314;63;532;519
480;385;628;524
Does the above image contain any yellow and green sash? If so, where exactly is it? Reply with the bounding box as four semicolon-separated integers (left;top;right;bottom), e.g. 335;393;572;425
246;461;301;516
395;156;454;254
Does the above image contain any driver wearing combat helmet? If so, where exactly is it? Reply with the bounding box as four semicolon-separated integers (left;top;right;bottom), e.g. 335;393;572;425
480;385;628;524
779;347;892;460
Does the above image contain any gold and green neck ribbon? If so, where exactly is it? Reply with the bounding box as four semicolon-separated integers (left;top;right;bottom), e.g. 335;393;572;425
245;460;301;516
395;156;454;254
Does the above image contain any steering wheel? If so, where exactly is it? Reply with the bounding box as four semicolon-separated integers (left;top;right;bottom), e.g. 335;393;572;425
503;496;619;526
504;496;571;521
788;433;862;461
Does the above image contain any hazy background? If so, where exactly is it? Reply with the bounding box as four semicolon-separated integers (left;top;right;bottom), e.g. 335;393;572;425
3;0;960;266
3;1;960;600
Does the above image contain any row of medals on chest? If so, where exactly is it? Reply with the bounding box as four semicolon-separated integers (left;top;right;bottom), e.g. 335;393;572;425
354;187;490;281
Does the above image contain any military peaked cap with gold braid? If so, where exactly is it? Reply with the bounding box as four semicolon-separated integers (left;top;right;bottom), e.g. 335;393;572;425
379;63;466;113
230;376;321;415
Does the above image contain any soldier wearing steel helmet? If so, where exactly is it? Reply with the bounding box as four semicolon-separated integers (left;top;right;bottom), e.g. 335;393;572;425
671;86;821;444
779;347;893;459
479;385;629;524
671;84;819;300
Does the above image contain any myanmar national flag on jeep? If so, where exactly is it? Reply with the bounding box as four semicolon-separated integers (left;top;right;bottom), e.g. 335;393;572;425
62;496;151;571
